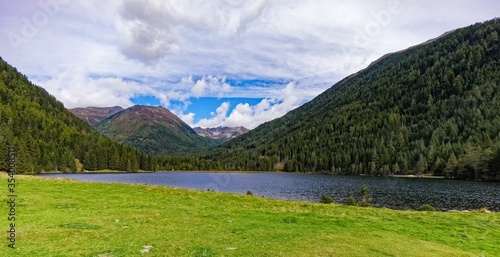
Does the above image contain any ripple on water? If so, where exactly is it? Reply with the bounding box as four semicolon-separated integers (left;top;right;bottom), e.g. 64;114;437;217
38;172;500;211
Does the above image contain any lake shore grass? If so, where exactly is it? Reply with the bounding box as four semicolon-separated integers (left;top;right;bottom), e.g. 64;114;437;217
38;169;272;175
2;173;499;257
38;169;448;177
37;169;155;175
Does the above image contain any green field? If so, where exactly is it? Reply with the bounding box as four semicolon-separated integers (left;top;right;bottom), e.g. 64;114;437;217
1;174;499;257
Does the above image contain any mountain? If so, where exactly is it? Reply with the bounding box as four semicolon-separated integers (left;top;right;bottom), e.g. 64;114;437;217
193;126;249;142
96;105;218;155
69;106;123;126
171;18;500;181
0;57;155;173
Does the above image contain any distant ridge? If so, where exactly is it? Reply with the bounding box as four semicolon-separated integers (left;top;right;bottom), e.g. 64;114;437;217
69;106;123;125
194;126;249;143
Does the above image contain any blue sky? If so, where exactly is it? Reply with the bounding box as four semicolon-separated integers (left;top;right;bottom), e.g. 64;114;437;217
1;0;499;128
131;96;265;125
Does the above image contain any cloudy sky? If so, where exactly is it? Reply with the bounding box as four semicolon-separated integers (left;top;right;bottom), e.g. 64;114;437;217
0;0;498;129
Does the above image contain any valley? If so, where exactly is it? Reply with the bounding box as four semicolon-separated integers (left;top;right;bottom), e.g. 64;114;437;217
1;10;499;257
2;20;500;180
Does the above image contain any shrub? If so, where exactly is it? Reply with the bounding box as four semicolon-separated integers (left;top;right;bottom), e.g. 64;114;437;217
246;190;254;196
417;204;437;211
345;195;357;206
320;194;335;204
359;184;371;206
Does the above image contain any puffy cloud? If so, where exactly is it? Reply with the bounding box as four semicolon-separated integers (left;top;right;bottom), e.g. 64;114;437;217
3;0;499;81
193;102;231;128
33;69;138;108
176;112;196;126
155;90;190;107
117;19;180;64
33;69;191;109
2;0;500;129
115;0;270;64
116;0;183;63
191;76;232;97
191;82;304;129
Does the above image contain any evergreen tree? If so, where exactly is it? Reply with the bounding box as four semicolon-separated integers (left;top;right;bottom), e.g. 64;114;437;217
444;153;458;178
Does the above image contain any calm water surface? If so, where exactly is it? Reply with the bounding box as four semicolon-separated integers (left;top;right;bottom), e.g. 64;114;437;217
38;172;500;211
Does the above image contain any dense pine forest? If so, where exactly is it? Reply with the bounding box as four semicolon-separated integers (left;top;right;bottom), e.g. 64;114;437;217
159;19;500;181
0;58;156;173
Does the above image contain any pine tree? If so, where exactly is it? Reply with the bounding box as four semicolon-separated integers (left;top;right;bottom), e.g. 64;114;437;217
444;153;458;178
415;154;427;176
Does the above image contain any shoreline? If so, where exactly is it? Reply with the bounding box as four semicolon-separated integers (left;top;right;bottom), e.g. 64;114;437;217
36;170;446;177
32;172;498;213
389;174;445;179
37;170;155;175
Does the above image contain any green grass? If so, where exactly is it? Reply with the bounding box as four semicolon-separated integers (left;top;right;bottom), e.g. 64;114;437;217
2;174;499;257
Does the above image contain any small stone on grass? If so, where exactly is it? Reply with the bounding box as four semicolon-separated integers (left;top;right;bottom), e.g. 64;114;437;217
140;245;153;253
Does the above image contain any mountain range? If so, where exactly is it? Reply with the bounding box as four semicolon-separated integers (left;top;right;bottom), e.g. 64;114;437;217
70;106;249;154
95;105;217;156
1;18;500;181
193;126;249;143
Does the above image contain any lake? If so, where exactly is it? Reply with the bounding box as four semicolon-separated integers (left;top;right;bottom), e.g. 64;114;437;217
37;172;500;211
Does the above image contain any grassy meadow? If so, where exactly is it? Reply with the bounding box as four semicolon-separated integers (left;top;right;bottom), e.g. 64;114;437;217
1;173;499;257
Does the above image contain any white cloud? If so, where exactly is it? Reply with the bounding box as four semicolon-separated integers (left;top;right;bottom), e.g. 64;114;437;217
176;112;196;126
115;0;272;64
3;0;499;82
2;0;500;128
191;76;232;97
191;82;304;129
155;90;190;107
33;69;191;109
198;102;231;127
117;19;180;64
116;0;183;64
33;69;138;108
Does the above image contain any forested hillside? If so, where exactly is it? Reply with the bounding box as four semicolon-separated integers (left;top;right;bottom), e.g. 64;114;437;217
0;57;156;173
96;105;218;155
165;19;500;181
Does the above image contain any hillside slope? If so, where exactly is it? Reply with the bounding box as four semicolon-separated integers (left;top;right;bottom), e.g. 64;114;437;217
198;19;500;181
96;106;218;155
69;106;123;125
0;57;154;173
